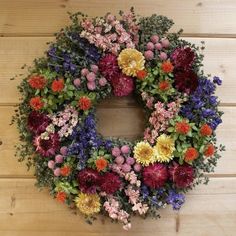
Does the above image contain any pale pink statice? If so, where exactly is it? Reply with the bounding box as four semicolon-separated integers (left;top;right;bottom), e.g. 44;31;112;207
125;185;149;215
79;12;137;54
144;101;180;144
48;105;78;139
103;196;131;230
125;171;141;187
141;92;154;109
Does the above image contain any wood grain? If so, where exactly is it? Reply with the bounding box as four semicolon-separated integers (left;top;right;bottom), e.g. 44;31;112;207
0;178;235;236
0;37;236;105
0;104;235;177
1;0;236;36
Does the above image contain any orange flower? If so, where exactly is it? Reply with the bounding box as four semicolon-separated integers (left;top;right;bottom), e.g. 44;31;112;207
159;81;170;91
28;75;46;89
78;96;92;111
136;70;148;80
56;191;67;203
51;78;64;92
60;166;71;177
204;144;215;157
29;96;44;110
200;124;212;136
161;61;174;73
175;120;191;135
184;147;199;162
95;158;108;172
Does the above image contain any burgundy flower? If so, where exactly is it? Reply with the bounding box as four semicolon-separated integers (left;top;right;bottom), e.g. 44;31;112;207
142;163;168;189
27;111;51;134
169;163;194;188
174;69;198;94
77;168;100;194
34;133;60;157
100;172;121;194
112;73;134;97
98;54;120;82
171;47;195;70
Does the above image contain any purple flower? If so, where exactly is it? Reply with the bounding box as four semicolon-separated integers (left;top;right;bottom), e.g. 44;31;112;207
213;76;222;86
166;190;185;210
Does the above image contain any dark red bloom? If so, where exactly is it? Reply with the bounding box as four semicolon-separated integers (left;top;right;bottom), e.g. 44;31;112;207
111;73;134;97
27;111;51;134
171;47;195;70
28;75;47;89
98;54;120;82
142;163;168;189
174;69;198;94
77;168;100;194
169;163;194;188
34;133;60;157
30;96;44;110
100;172;121;194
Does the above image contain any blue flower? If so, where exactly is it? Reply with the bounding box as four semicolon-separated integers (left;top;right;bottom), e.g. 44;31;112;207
213;76;222;86
166;190;185;210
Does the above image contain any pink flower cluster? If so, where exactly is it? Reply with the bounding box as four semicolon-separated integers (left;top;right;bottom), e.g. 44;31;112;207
74;65;108;91
144;101;180;144
144;35;170;61
80;11;139;54
48;105;78;138
104;196;131;230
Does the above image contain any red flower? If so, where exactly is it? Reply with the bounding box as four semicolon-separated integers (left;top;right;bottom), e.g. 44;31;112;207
30;97;44;110
78;96;92;110
174;69;198;94
100;172;121;194
184;147;199;162
137;70;148;80
111;73;134;97
169;163;194;188
161;61;174;73
34;133;60;157
171;47;195;70
51;78;64;92
27;111;50;134
95;158;108;172
142;163;168;189
159;80;170;91
77;168;100;194
28;75;46;89
60;166;71;176
56;191;67;203
175;120;191;135
204;144;215;157
98;54;120;82
200;124;212;136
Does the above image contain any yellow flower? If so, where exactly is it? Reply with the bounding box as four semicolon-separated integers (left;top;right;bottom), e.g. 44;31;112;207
154;134;175;162
134;141;155;166
118;48;145;77
75;193;101;215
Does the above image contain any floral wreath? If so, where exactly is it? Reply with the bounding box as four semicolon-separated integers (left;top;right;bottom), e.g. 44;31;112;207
13;8;225;230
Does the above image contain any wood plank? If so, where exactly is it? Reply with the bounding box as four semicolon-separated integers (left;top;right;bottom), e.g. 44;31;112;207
0;105;235;177
1;0;236;36
0;37;235;104
0;178;235;235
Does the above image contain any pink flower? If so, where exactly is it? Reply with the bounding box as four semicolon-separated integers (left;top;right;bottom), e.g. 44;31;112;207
60;146;68;156
54;168;61;176
146;42;154;51
48;160;55;169
159;52;167;60
55;154;64;163
73;78;81;87
155;43;162;50
161;38;170;48
144;50;154;60
112;147;121;157
151;35;159;44
122;163;131;173
86;72;96;82
81;68;89;76
121;145;130;154
126;157;135;165
115;156;125;165
91;64;98;74
98;77;107;86
87;81;96;90
134;163;142;172
106;14;115;22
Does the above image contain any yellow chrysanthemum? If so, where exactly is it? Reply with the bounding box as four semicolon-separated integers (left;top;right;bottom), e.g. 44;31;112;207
154;134;175;162
75;193;101;215
118;48;145;77
134;141;155;166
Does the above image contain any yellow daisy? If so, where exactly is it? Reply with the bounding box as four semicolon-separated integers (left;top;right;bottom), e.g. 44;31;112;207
75;193;101;215
154;134;175;162
118;48;145;77
133;141;155;166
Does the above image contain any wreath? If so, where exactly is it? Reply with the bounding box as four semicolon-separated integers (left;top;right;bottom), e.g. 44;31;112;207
13;8;225;230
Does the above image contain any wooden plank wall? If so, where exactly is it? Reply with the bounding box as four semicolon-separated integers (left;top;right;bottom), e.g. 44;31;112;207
0;0;235;235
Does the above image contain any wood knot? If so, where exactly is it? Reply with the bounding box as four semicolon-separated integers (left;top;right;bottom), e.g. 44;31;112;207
0;140;2;145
